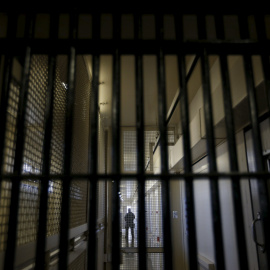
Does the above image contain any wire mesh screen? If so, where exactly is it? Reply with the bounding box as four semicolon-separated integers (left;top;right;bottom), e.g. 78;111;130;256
69;55;91;228
122;129;174;172
43;55;67;237
17;54;47;246
0;55;48;249
0;54;91;260
0;78;20;251
144;131;159;172
147;254;164;270
68;250;86;270
120;180;138;242
16;55;48;246
120;253;164;270
145;181;163;248
121;129;165;269
123;130;137;172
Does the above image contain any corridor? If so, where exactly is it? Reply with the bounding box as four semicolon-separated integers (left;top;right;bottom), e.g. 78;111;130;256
0;9;270;270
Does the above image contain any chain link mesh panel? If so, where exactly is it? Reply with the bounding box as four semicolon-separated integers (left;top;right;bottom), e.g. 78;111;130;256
122;129;175;173
16;54;48;246
69;55;91;229
68;250;86;270
46;55;67;236
0;78;20;251
0;54;91;252
121;129;167;269
0;55;48;249
145;181;163;248
120;253;164;270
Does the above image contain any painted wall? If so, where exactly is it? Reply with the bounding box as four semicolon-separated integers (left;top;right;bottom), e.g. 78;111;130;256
191;131;258;270
166;54;265;269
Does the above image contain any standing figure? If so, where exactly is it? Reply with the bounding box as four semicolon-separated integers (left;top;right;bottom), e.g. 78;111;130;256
125;208;135;240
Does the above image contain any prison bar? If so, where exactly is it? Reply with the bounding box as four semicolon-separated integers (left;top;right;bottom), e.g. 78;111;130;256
134;13;147;270
34;13;58;270
219;53;249;269
111;12;121;270
0;9;270;270
4;13;34;270
156;14;173;270
175;12;199;270
165;54;200;126
201;48;226;270
1;171;270;180
151;53;200;162
197;16;226;269
58;12;77;270
1;39;270;56
87;12;101;270
215;14;249;269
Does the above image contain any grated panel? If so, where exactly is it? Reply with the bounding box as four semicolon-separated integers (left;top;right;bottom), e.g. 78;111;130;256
70;55;91;229
68;250;86;270
145;180;163;248
46;55;67;236
123;129;171;172
16;54;48;246
0;78;20;251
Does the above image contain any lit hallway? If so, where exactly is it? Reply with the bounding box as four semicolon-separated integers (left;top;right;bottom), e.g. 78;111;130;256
0;8;270;270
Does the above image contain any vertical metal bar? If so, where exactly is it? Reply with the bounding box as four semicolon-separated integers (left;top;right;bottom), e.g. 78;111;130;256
58;12;77;270
239;13;270;267
220;55;249;270
156;13;173;270
201;49;226;270
243;53;270;268
111;12;121;270
238;14;249;40
165;54;200;126
4;13;35;270
34;13;58;270
215;15;249;269
259;29;270;267
198;12;226;270
87;12;100;270
214;15;225;40
197;14;207;40
0;13;18;178
261;55;270;131
134;13;147;270
175;13;198;270
254;14;266;42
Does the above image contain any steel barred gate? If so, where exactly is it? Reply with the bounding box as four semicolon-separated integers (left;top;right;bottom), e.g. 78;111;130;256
0;6;270;270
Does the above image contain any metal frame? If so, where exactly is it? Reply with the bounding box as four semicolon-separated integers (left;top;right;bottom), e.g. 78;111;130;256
0;9;270;270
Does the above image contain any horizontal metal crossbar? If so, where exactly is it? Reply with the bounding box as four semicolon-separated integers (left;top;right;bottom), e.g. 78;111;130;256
1;39;270;55
0;172;270;180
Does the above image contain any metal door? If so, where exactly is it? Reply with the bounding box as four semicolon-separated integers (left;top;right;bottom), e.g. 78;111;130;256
245;117;270;270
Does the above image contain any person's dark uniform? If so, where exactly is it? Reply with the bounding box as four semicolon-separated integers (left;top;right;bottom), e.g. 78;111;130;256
125;208;135;240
